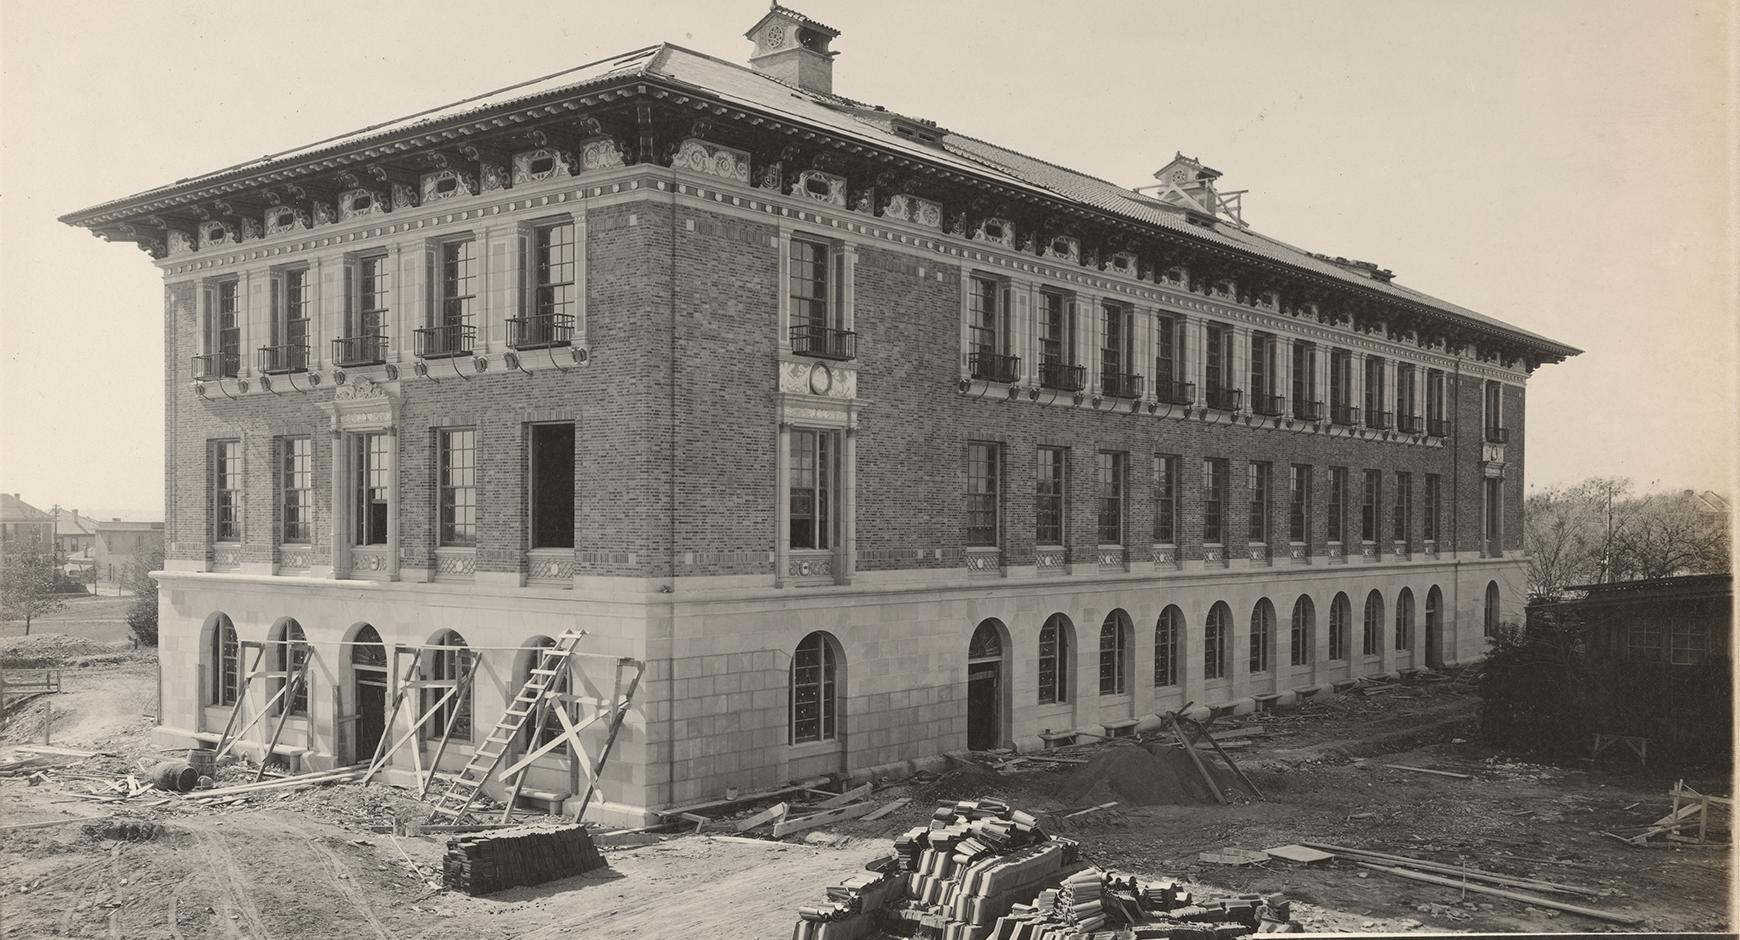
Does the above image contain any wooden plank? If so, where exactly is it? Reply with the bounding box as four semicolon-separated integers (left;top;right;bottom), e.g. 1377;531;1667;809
1356;863;1639;925
734;802;789;833
1021;755;1088;765
861;798;910;822
1263;844;1334;865
1169;716;1229;806
1209;728;1266;742
813;782;873;808
771;801;876;837
658;785;811;819
1300;842;1602;896
1064;802;1117;818
1382;764;1473;780
0;814;111;833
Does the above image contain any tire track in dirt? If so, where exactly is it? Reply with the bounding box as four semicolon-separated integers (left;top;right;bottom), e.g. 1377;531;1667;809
195;828;270;939
306;835;395;939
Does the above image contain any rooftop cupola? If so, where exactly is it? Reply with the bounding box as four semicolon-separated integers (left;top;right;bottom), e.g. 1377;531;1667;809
1139;152;1248;229
746;3;841;96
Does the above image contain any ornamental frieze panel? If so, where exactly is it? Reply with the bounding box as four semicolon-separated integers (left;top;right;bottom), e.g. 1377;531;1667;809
434;551;476;578
1247;544;1271;565
792;169;847;207
1043;235;1079;264
198;220;235;249
579;136;627;172
512;148;574;186
674;138;752;185
526;552;576;582
1149;545;1179;569
778;360;856;400
1097;546;1126;570
1107;251;1138;277
974;218;1015;249
1034;548;1068;571
167;230;197;256
338;188;387;221
264;205;308;236
964;547;1002;575
421;169;478;203
882;193;942;229
788;554;833;578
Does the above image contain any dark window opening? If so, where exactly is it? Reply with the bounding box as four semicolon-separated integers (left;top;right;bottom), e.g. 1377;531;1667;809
530;424;576;549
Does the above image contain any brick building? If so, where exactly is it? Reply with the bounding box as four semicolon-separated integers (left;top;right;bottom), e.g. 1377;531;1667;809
62;7;1577;823
93;519;166;585
1;494;56;555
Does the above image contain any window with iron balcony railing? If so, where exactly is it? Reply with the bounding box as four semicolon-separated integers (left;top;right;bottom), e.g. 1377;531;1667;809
416;318;475;359
1427;417;1450;438
332;333;388;368
1396;413;1423;434
790;323;856;361
1039;361;1085;392
1331;404;1360;426
191;352;240;381
1252;393;1284;417
1366;410;1393;430
1294;399;1325;422
1485;426;1509;444
1205;385;1243;412
507;313;574;350
257;344;309;375
1100;371;1142;400
969;351;1020;384
1155;380;1194;406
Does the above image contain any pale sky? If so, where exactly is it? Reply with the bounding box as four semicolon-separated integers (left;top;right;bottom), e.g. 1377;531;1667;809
2;0;1734;514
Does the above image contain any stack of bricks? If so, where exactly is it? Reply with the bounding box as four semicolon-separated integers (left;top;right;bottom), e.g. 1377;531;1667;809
441;823;608;896
988;867;1296;939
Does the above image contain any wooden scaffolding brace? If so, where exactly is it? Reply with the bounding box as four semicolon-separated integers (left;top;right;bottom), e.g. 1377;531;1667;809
1162;705;1264;802
211;638;313;780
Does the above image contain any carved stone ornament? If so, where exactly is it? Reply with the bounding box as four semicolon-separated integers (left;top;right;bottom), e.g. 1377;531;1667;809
674;138;752;185
335;376;388;401
852;186;876;215
579;136;626;172
1044;234;1080;264
478;162;511;193
436;552;476;577
788;554;833;578
974;218;1015;249
1034;548;1067;570
791;169;847;207
780;360;856;399
198;220;233;248
758;162;784;192
312;201;338;226
240;218;263;241
421;169;476;203
964;548;1002;572
264;205;307;237
513;147;573;186
1108;252;1138;276
167;230;197;256
883;193;943;229
339;188;386;221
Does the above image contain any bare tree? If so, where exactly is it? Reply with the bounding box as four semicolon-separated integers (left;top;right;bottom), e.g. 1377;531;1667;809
1;545;66;636
1524;478;1630;598
1610;490;1731;580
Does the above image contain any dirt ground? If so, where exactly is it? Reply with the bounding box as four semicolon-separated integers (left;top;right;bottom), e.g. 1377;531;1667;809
1;644;1731;938
1;594;135;643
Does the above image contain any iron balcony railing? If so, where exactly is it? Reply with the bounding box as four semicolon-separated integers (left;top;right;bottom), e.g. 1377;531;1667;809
968;351;1021;384
1100;371;1143;400
1486;426;1510;444
1330;403;1360;426
191;352;240;381
1155;380;1195;406
1252;393;1284;417
332;333;387;368
1366;410;1394;430
1397;413;1423;434
256;344;309;375
1039;361;1086;392
507;313;574;350
790;324;856;361
1294;399;1325;422
1427;417;1451;438
1204;385;1244;412
415;319;475;359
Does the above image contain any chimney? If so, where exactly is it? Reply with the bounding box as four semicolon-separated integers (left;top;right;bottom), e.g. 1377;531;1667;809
745;4;841;96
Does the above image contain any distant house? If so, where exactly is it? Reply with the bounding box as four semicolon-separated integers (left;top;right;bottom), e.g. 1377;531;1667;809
94;520;165;583
54;509;99;573
0;494;55;554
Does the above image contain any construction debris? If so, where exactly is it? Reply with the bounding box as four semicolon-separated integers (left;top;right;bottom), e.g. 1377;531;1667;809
441;823;607;896
1197;849;1269;866
1604;780;1731;846
1381;764;1473;780
1261;845;1333;865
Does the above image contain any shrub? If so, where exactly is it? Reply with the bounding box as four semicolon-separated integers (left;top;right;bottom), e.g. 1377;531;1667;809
125;594;159;647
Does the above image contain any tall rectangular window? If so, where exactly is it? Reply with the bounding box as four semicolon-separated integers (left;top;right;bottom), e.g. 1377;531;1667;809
1484;476;1503;545
353;433;389;545
1426;370;1447;432
1328;467;1348;543
1396;364;1417;424
1288;464;1311;544
1096;451;1125;545
966;442;1000;547
1250;333;1275;401
280;437;311;544
790;237;833;331
1393;472;1413;545
215;280;241;376
1152;455;1178;544
439;429;478;547
1203;458;1228;544
213;440;241;542
789;429;837;551
1329;349;1352;420
527;424;575;549
535;220;576;324
1364;355;1386;420
1247;462;1271;543
1039;291;1073;368
1424;474;1441;543
967;276;1006;358
1205;323;1232;392
272;269;311;371
1361;469;1382;542
1101;303;1131;381
358;255;389;336
1291;341;1316;413
440;239;477;327
1035;447;1067;545
1484;380;1504;431
1155;315;1181;389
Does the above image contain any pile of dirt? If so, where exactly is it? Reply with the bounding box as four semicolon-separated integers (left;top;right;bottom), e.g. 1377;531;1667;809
1048;743;1232;807
0;633;132;668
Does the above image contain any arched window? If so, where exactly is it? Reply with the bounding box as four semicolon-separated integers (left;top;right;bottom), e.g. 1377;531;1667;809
272;619;309;717
351;624;386;667
1484;581;1501;637
1362;590;1385;656
1249;600;1275;674
1154;607;1182;687
1289;596;1314;666
1038;614;1071;704
1395;588;1415;651
1205;603;1231;680
969;620;1003;661
1098;610;1131;695
1329;593;1351;661
1425;586;1443;648
424;630;474;741
210;614;239;706
790;631;840;744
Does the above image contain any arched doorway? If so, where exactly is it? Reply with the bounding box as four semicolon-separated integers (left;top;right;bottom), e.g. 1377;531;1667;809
349;625;388;764
967;619;1007;750
1424;586;1445;667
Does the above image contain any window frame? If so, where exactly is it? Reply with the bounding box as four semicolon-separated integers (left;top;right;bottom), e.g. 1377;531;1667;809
280;437;312;544
1038;615;1069;704
967;274;1010;359
1247;461;1271;544
1098;613;1129;696
438;428;478;547
1152;454;1179;545
1362;590;1384;656
789;428;839;552
1393;471;1413;545
1290;598;1313;667
1288;464;1311;544
789;632;839;744
1154;608;1181;687
1096;451;1126;546
1038;290;1076;369
213;617;239;706
1423;474;1441;543
1249;601;1273;674
438;236;479;328
1329;593;1350;661
212;439;241;544
1328;467;1348;543
423;631;474;741
1203;458;1228;545
353;432;390;546
1361;469;1382;543
528;422;577;551
965;441;1001;548
1204;604;1229;681
1035;446;1068;547
789;235;839;331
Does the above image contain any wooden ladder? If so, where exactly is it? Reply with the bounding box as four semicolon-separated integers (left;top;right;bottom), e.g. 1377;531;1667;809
424;630;584;822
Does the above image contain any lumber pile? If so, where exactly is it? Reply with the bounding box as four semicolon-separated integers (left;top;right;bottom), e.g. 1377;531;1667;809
442;823;607;896
989;870;1289;938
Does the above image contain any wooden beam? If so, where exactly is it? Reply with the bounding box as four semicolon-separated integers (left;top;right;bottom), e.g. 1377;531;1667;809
1355;863;1639;925
734;802;789;833
770;801;876;837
